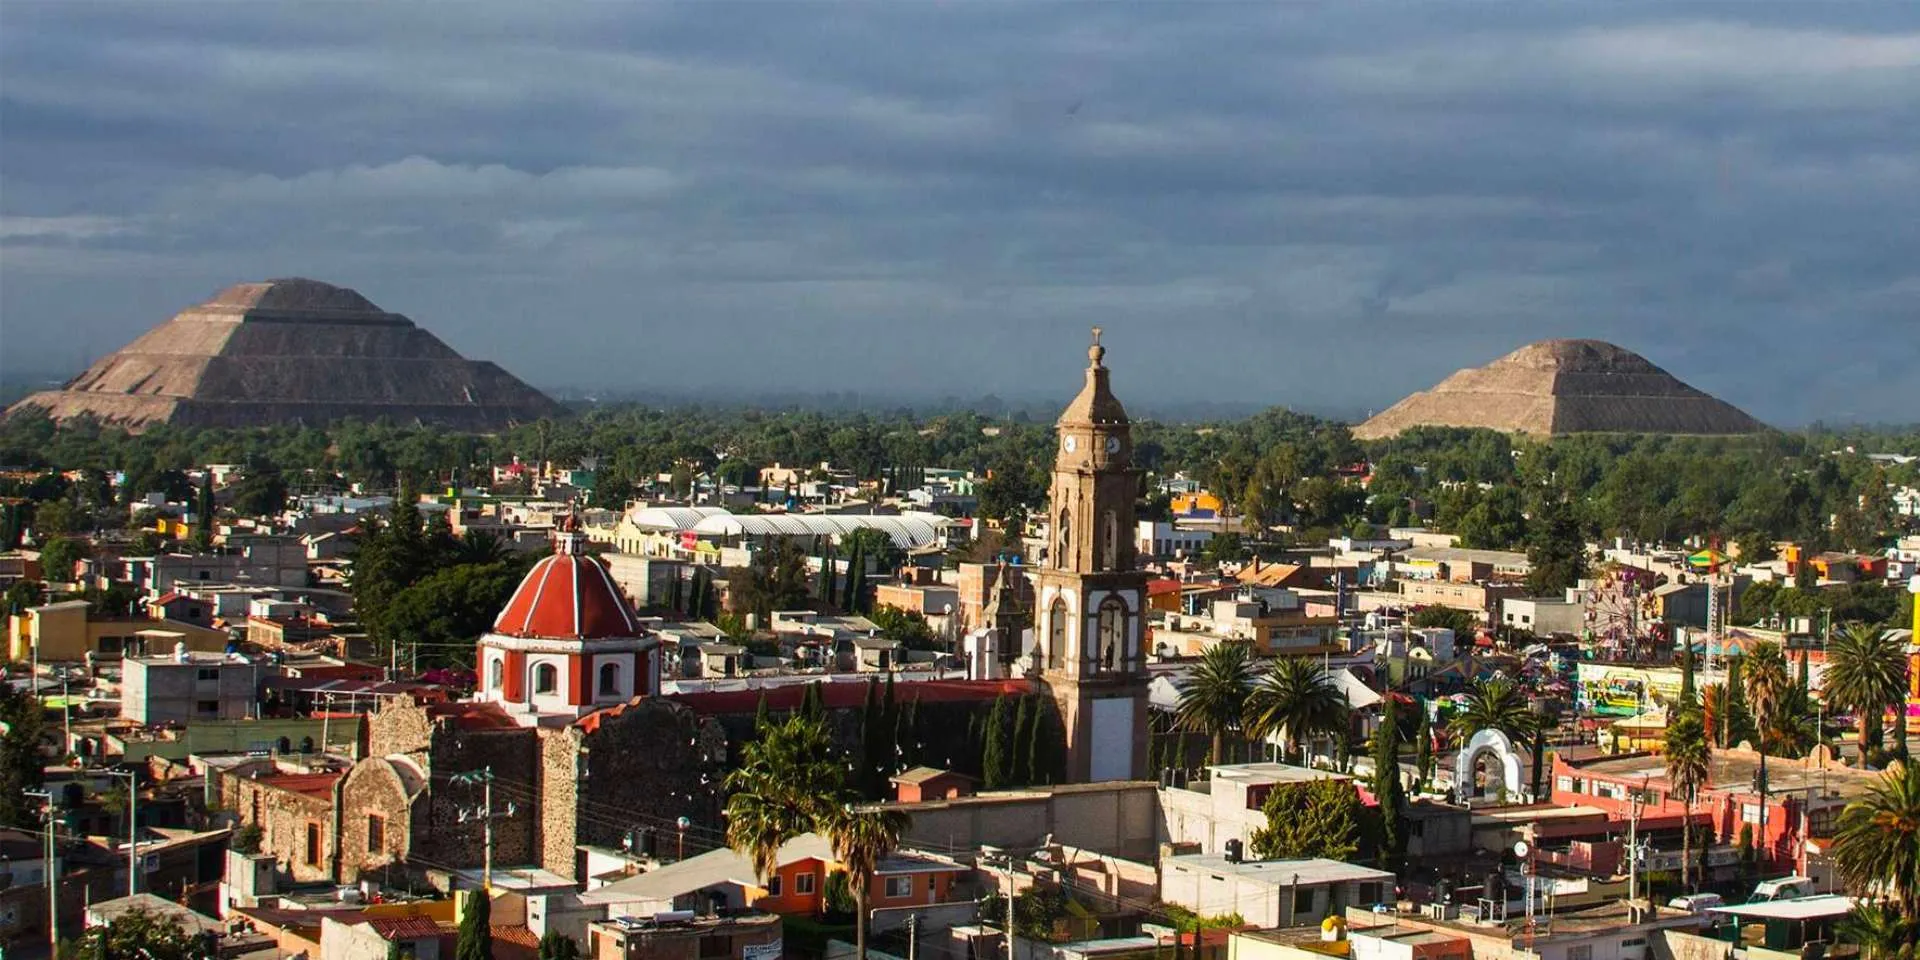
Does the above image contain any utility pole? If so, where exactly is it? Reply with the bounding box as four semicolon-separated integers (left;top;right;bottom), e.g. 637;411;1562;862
108;768;140;897
453;767;515;890
1627;779;1645;905
982;847;1017;960
25;788;58;951
906;913;919;960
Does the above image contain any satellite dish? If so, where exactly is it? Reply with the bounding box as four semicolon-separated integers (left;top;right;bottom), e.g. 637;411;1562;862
1512;841;1530;858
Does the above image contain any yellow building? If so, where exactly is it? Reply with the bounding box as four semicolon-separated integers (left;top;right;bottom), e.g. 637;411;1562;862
1172;491;1226;519
8;600;230;663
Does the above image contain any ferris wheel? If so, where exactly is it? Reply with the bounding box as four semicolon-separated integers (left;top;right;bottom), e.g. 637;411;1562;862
1584;564;1648;660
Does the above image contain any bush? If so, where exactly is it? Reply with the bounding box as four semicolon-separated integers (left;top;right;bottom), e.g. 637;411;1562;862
231;824;263;854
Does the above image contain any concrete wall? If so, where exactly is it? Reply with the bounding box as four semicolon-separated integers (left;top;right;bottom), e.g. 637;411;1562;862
123;657;264;724
894;781;1159;862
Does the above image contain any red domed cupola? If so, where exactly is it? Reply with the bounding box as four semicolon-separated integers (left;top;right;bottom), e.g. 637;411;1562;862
475;514;660;725
493;515;639;640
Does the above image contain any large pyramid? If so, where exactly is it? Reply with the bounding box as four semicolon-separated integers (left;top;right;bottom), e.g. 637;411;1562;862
8;278;560;431
1352;339;1765;439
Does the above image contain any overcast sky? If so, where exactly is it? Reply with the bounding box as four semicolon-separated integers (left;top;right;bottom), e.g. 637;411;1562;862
3;3;1916;424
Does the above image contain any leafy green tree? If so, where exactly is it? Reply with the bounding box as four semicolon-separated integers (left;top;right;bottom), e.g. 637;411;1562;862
456;890;493;960
1408;606;1476;637
1026;696;1058;785
65;907;216;960
537;930;581;960
38;535;85;581
842;528;905;577
1249;778;1366;862
869;605;936;650
1454;485;1527;549
732;537;813;624
1175;642;1257;763
0;683;48;828
380;562;530;657
1525;496;1586;596
1199;533;1247;564
228;464;289;517
3;579;45;617
31;497;78;537
1244;657;1349;764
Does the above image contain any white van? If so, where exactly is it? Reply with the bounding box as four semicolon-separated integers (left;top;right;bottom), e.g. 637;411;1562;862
1668;893;1725;914
1749;876;1815;902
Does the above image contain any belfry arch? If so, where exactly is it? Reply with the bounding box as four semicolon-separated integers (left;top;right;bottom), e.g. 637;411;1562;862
1453;728;1528;803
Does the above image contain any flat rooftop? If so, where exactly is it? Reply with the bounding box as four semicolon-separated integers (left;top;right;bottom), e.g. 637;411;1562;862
1208;763;1354;786
1165;855;1393;887
1570;749;1878;800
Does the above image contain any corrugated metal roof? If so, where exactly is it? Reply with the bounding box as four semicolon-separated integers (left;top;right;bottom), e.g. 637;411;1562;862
692;511;951;549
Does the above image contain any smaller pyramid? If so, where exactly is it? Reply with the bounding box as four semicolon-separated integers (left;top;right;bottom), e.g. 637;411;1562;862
8;278;560;431
1353;339;1766;439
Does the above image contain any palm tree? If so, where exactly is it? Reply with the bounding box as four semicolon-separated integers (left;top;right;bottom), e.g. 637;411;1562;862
454;529;512;566
825;806;913;960
1743;641;1791;742
1244;656;1349;764
1446;677;1541;746
1838;902;1918;960
1701;683;1729;749
1823;622;1907;763
1664;709;1711;892
1175;641;1257;763
1832;761;1920;922
725;713;842;880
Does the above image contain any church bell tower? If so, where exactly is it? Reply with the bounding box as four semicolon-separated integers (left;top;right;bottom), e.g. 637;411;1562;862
1029;328;1150;782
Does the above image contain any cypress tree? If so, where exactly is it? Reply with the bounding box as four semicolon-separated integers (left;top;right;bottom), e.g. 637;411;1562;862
802;681;825;724
882;672;899;772
817;544;834;604
1372;697;1405;868
860;679;882;797
1530;727;1547;801
1413;701;1433;787
456;889;493;960
983;698;1013;788
1011;696;1034;787
1679;643;1698;714
848;546;867;614
1027;697;1056;785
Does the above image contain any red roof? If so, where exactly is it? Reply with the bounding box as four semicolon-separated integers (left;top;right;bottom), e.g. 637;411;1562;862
424;700;521;731
493;553;638;640
369;916;447;941
671;679;1028;717
1147;578;1183;596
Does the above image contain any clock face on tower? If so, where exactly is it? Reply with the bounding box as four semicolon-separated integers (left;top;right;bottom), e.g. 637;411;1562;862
1105;435;1121;454
1063;435;1078;453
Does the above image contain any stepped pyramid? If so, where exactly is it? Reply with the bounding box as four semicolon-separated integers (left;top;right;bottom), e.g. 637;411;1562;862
8;278;559;431
1353;339;1765;439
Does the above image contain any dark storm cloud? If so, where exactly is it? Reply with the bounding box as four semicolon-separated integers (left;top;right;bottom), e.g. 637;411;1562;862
3;2;1917;423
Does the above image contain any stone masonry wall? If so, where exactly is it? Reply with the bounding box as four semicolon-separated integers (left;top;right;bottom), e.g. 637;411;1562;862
234;778;338;884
